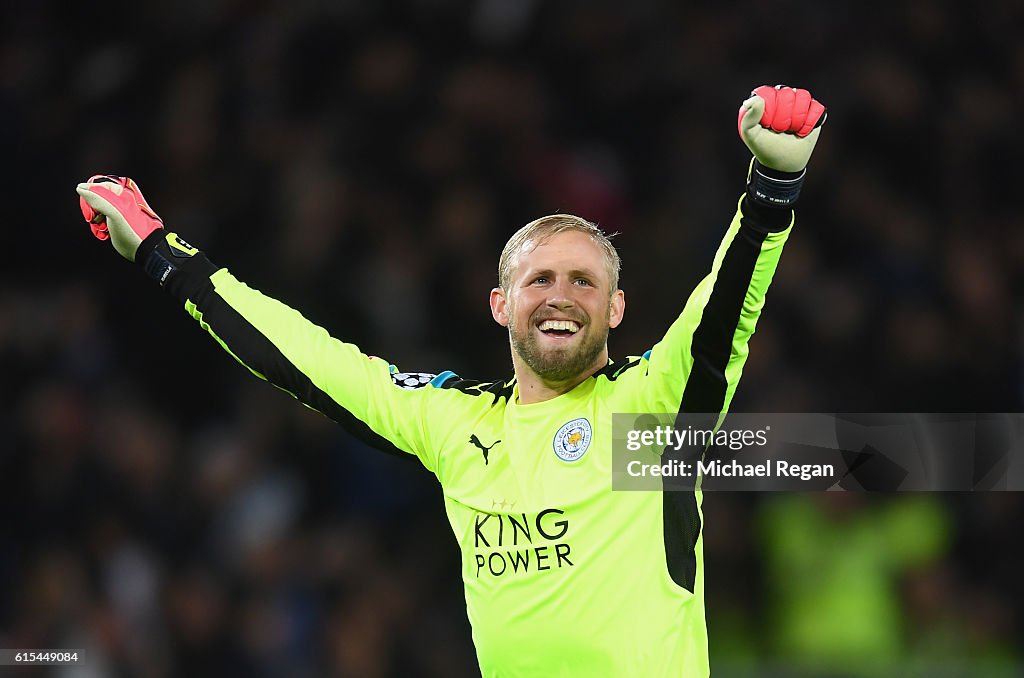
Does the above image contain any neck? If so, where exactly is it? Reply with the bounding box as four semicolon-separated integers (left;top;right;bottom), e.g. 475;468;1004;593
511;349;609;404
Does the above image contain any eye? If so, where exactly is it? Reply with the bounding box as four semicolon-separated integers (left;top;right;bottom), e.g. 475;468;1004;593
573;278;592;287
532;276;549;285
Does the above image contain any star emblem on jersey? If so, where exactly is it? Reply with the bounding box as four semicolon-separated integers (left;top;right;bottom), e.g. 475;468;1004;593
470;434;501;465
390;371;435;389
553;418;593;462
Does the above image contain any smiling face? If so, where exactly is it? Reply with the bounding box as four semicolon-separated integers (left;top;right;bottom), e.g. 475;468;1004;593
491;229;625;387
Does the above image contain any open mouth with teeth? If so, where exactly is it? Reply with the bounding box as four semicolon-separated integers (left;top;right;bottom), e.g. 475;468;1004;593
538;319;582;338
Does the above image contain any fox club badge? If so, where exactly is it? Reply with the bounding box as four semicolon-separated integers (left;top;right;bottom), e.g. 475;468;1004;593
553;418;592;462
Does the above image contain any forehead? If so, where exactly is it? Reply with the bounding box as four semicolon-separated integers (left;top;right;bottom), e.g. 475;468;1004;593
514;230;607;275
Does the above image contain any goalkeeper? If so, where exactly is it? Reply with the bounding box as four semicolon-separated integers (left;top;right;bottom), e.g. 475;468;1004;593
77;85;825;677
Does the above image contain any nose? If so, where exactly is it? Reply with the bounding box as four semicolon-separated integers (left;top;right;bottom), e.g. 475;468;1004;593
546;280;576;310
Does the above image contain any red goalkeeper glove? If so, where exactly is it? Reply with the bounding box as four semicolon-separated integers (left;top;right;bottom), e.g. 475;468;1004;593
737;85;826;207
76;175;164;261
738;84;826;172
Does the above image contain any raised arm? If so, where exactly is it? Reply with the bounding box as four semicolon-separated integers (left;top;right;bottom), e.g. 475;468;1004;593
76;177;443;471
638;85;826;417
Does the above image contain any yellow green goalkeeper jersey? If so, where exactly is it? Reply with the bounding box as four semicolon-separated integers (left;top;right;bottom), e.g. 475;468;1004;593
140;195;792;677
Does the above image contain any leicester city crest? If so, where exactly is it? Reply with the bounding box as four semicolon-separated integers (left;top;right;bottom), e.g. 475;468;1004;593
553;418;592;462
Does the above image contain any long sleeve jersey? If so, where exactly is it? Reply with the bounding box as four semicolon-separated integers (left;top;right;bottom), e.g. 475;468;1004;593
138;195;792;677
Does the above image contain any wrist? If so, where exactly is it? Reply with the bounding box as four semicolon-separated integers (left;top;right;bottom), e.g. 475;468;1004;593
138;230;202;286
136;229;166;264
746;159;806;208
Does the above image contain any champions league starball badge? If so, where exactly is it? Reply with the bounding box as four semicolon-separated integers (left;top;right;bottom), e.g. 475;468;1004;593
390;371;435;390
553;418;593;462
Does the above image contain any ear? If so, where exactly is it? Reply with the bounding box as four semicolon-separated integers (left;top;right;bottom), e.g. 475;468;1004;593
490;287;510;327
608;289;625;329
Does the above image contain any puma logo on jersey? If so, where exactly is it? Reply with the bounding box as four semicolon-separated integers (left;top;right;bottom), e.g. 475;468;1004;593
469;434;501;465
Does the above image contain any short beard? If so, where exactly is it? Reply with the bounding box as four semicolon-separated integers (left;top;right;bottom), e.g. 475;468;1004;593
509;310;609;383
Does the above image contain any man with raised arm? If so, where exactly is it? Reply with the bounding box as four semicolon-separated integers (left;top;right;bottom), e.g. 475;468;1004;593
77;85;825;677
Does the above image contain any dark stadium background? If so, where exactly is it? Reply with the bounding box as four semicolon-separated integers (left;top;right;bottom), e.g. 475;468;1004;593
2;1;1021;675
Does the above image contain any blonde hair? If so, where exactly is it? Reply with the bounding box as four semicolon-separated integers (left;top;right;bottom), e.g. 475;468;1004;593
498;214;620;293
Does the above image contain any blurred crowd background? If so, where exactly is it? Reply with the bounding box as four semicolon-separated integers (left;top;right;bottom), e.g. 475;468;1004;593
2;0;1022;675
